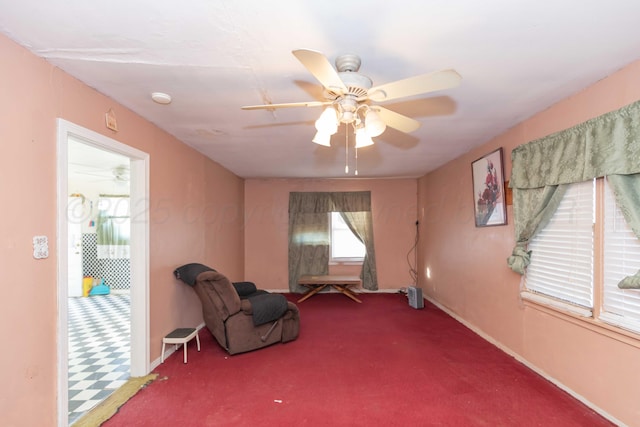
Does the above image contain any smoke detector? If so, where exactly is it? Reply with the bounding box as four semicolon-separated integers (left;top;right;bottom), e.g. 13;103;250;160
151;92;172;104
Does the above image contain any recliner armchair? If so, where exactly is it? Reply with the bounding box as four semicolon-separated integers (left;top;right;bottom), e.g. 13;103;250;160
174;264;300;355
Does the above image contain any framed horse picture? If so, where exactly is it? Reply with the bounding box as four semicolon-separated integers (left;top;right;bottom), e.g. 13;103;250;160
471;147;507;227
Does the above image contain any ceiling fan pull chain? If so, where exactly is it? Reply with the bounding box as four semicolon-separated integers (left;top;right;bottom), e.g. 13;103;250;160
345;129;349;174
355;145;359;176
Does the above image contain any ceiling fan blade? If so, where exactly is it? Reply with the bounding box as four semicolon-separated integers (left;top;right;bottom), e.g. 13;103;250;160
241;101;331;110
292;49;348;94
368;69;462;102
372;106;422;133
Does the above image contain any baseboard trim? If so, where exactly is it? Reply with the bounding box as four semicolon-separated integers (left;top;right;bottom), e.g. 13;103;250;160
423;296;625;427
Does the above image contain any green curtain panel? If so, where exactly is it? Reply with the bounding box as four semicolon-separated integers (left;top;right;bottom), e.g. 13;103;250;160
340;211;378;290
608;174;640;288
508;99;640;288
288;211;330;293
506;185;568;275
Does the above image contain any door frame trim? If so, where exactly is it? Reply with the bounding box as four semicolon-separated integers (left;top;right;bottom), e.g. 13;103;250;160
56;119;150;426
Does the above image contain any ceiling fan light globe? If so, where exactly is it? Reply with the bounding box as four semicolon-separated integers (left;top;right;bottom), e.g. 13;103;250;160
355;128;374;148
315;107;339;134
312;131;332;147
365;110;386;137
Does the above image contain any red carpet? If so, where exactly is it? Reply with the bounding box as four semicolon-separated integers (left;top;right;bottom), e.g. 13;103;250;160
105;293;613;426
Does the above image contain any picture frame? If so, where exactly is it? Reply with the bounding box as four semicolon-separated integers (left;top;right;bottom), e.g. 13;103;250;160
471;147;507;227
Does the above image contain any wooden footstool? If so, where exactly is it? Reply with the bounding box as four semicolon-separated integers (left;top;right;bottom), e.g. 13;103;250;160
161;328;200;364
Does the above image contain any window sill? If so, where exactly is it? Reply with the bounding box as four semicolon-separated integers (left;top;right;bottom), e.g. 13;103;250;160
520;291;640;349
329;260;363;266
520;291;592;318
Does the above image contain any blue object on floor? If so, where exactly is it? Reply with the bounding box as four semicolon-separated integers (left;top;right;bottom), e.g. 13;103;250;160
89;279;111;296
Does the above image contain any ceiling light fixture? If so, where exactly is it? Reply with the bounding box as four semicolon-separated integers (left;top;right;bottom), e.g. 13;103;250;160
151;92;172;105
312;103;383;175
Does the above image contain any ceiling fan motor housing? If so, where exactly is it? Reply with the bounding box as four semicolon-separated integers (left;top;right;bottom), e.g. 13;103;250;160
335;53;361;72
324;53;373;100
334;71;372;124
337;72;372;98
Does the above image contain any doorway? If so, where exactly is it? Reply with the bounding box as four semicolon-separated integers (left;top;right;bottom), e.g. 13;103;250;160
67;142;132;424
56;119;150;426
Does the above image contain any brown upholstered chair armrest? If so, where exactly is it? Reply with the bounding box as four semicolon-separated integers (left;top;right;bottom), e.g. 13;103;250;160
280;301;298;320
286;301;299;314
240;299;253;314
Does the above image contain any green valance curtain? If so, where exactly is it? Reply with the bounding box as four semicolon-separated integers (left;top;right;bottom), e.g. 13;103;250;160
288;191;378;292
507;99;640;288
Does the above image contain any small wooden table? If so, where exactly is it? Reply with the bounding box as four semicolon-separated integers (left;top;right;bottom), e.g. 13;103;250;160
297;275;362;303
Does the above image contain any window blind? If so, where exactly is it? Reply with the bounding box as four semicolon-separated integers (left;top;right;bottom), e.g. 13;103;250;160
601;178;640;333
525;180;594;310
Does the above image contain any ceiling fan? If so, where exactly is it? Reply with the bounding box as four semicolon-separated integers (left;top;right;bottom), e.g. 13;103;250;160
241;49;462;148
70;163;130;184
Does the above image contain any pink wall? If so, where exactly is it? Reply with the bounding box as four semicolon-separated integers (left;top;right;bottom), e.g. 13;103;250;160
418;60;640;426
244;179;417;291
0;34;244;425
4;20;639;425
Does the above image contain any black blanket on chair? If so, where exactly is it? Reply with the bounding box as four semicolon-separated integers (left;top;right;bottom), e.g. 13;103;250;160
232;281;258;297
247;293;288;326
173;263;215;286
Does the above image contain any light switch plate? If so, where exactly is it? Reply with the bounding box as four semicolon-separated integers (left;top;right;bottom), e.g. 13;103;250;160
33;235;48;259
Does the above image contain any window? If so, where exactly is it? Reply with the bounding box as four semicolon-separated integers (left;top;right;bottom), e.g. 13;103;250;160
96;196;130;259
601;179;640;331
330;212;365;262
525;180;594;312
524;178;640;334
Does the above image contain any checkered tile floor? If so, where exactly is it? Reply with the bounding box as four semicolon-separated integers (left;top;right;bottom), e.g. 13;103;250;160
68;293;130;425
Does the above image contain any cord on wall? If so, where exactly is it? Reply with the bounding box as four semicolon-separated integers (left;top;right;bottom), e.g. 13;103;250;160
406;220;419;286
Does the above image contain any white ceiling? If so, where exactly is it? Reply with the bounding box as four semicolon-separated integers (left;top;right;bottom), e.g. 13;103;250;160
68;137;130;193
2;0;640;179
